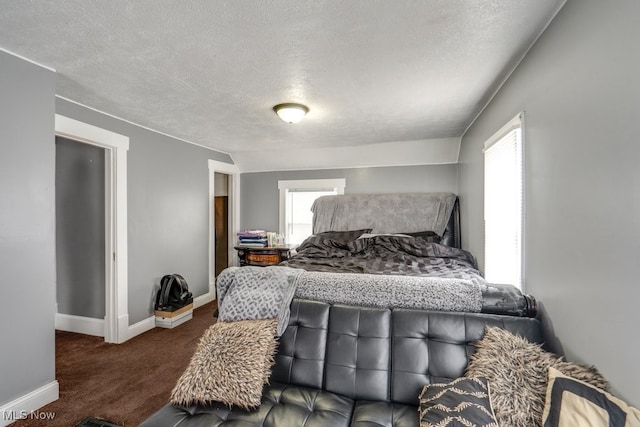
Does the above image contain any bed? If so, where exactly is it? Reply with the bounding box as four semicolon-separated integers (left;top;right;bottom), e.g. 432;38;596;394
278;192;537;317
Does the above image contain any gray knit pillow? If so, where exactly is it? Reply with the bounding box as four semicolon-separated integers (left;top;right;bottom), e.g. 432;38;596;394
170;318;278;409
465;326;609;427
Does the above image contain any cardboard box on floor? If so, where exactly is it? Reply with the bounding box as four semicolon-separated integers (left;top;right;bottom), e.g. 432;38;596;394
154;303;193;328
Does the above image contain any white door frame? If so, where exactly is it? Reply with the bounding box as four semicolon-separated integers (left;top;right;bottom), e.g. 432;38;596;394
55;114;129;343
208;159;240;298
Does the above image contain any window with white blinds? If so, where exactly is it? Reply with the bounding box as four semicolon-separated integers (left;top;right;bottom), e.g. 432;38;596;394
278;179;345;245
484;113;523;289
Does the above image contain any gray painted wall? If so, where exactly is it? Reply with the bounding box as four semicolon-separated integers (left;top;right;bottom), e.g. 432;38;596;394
56;136;106;319
240;164;458;231
458;0;640;405
55;99;233;325
0;51;57;405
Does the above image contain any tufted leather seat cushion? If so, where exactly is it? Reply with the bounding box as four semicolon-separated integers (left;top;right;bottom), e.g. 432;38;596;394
140;383;353;427
259;383;353;427
351;401;419;427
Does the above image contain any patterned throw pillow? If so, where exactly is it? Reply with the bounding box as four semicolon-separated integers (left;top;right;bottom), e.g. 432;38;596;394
170;318;278;410
542;367;640;427
465;327;609;427
419;377;498;427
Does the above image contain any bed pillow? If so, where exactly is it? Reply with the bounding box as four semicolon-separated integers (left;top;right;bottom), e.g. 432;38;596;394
419;377;498;427
316;228;372;242
542;367;640;427
401;230;442;243
170;318;278;409
465;326;609;427
357;233;411;239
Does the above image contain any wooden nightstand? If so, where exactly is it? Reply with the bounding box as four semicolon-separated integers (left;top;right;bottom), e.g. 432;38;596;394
234;245;295;267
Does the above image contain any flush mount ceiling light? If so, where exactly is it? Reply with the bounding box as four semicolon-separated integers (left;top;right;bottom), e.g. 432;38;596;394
273;103;309;124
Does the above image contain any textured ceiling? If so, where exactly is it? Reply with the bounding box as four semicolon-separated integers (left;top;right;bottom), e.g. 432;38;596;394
0;0;565;165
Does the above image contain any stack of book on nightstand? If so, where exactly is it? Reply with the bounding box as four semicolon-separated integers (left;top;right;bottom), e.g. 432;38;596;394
237;230;268;247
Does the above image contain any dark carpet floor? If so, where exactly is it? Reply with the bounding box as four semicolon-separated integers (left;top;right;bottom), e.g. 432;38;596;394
12;302;217;427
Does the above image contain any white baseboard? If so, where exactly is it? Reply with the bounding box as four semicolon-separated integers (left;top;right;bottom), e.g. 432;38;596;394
115;314;130;344
194;288;216;308
0;381;59;426
55;313;104;337
126;316;155;342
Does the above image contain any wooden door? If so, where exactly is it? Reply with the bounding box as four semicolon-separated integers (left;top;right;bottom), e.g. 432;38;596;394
214;196;229;277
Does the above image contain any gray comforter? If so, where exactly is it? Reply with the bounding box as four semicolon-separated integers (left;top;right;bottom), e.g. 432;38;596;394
281;234;481;278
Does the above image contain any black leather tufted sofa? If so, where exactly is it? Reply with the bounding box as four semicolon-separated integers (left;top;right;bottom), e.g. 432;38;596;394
141;298;543;427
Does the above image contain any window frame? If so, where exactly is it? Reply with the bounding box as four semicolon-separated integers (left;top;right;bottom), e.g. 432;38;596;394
483;112;525;289
278;178;346;245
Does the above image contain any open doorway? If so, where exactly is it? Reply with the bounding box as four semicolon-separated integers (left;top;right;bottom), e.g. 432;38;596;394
208;160;240;298
214;172;229;277
55;114;129;343
55;136;106;331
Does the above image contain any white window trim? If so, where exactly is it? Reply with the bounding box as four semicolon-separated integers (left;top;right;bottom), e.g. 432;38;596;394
278;179;346;243
483;112;525;290
483;113;524;152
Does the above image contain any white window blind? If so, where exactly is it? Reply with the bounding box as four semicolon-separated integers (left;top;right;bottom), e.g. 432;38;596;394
484;113;523;288
285;189;335;245
278;179;345;245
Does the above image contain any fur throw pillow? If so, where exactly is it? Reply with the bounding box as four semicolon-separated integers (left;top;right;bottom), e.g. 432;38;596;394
170;318;278;409
465;326;609;427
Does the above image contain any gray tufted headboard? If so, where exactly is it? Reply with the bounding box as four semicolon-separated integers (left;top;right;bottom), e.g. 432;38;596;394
311;192;461;248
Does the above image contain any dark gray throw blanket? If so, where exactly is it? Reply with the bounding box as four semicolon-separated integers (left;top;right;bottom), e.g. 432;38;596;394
216;266;303;336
